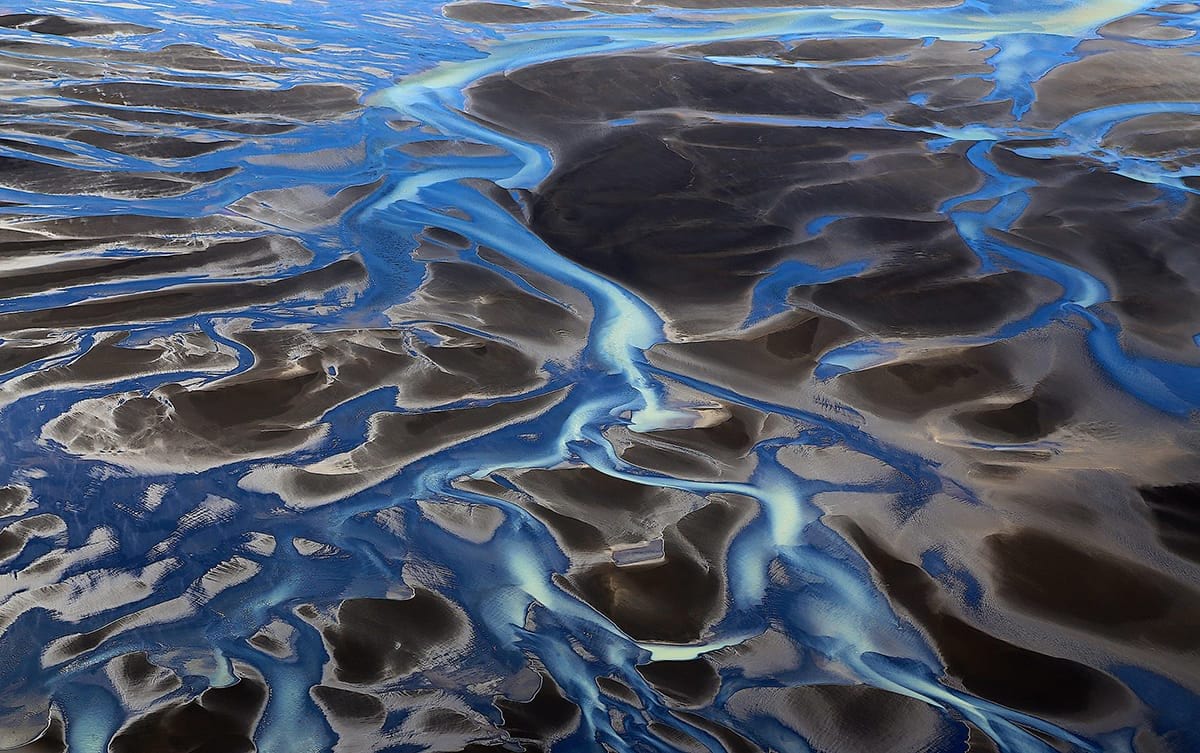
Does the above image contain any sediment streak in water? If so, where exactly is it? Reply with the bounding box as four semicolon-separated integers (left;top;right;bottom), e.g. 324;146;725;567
0;0;1199;751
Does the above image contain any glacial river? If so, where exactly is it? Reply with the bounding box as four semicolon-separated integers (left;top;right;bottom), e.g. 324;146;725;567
0;1;1198;751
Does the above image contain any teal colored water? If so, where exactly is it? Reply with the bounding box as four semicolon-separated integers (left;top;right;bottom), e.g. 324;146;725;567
0;1;1198;751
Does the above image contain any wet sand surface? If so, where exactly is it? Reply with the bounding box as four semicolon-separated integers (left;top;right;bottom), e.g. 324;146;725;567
0;1;1199;752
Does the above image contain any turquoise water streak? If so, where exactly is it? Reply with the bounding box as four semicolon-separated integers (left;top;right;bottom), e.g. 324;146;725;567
0;0;1198;751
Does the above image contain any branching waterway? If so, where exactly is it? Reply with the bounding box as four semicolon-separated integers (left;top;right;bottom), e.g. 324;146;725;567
0;1;1198;751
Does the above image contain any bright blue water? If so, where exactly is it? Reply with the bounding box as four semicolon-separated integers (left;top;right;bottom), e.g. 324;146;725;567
1;1;1199;751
